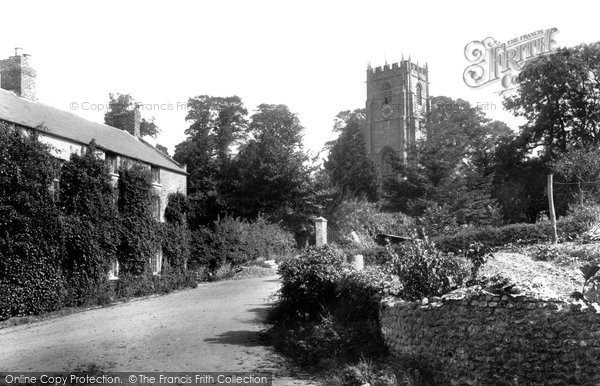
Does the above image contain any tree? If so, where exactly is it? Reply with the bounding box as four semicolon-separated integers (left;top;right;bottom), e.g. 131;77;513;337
173;95;248;227
385;96;510;223
503;42;600;161
324;109;379;201
228;104;317;235
489;136;550;222
104;93;160;138
155;144;170;156
555;147;600;206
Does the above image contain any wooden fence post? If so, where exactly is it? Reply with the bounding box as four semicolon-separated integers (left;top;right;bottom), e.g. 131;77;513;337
548;174;558;244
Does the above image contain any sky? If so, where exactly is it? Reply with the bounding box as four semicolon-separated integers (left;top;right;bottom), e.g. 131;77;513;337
1;0;598;157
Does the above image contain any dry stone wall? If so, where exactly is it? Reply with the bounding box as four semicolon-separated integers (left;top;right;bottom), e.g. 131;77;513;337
380;292;600;385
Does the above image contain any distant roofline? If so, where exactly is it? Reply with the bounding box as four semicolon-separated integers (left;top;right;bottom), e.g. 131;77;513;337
1;117;188;175
0;89;188;175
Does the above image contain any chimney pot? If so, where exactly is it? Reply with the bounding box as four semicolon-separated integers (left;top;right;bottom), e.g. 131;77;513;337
0;49;37;100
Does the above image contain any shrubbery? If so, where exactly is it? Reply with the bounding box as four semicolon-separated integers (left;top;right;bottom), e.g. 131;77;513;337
190;215;295;271
0;126;63;319
433;216;590;254
59;148;119;306
0;130;196;320
393;238;471;301
117;166;161;275
328;199;413;246
269;246;401;367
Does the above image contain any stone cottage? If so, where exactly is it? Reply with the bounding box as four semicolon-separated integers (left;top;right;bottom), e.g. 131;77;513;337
0;49;188;277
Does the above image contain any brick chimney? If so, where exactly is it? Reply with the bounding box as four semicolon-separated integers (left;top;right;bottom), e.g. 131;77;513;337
106;107;141;137
0;48;37;100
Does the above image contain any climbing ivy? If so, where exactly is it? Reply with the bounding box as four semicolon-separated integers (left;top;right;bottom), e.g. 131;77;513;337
59;144;119;306
116;165;160;275
0;124;63;319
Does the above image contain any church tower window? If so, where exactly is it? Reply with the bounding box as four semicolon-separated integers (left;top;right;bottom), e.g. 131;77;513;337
383;83;392;105
416;83;423;105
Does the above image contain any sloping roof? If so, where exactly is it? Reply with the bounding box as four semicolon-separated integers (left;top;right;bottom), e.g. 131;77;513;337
0;88;186;174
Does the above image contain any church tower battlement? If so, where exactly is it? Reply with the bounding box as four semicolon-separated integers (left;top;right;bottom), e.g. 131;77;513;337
364;58;430;179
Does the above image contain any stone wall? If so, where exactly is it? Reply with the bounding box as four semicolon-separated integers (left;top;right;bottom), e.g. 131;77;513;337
380;292;600;385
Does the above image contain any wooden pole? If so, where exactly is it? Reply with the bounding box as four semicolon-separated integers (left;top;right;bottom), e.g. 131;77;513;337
548;174;558;244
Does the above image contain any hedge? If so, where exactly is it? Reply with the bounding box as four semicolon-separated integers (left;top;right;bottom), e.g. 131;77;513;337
432;217;589;253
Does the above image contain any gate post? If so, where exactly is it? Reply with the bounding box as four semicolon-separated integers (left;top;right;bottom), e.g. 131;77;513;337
315;217;328;247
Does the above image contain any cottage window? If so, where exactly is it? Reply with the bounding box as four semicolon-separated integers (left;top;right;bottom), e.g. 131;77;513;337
107;259;119;280
49;178;60;202
106;153;118;174
151;166;161;184
150;249;163;275
152;195;161;221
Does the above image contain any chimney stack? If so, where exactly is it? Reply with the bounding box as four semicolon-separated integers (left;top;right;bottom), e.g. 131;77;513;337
0;48;37;100
106;107;141;137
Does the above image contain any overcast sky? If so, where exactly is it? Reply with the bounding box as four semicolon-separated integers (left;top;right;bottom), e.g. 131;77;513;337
1;0;597;156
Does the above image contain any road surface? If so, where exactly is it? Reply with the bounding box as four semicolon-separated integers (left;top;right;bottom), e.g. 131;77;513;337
0;276;318;385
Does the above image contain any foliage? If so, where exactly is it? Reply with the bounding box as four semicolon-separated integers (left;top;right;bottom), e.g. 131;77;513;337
0;125;63;319
328;199;414;245
173;95;248;227
104;93;160;138
555;148;600;206
190;215;295;270
324;109;379;201
226;104;319;236
155;144;170;156
0;127;195;320
163;192;189;226
571;264;600;303
489;137;552;222
531;244;572;262
416;204;458;237
465;242;493;279
161;193;191;271
504;42;600;160
384;96;509;224
276;246;348;321
270;247;400;368
116;166;160;275
433;216;591;254
59;147;119;306
393;238;471;301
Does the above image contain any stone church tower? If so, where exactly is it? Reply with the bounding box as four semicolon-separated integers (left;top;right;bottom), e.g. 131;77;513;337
364;59;429;178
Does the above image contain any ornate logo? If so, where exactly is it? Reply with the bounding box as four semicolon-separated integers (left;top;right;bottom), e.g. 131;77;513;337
463;28;558;89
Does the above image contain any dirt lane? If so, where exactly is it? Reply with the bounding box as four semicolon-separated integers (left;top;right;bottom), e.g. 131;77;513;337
0;276;318;385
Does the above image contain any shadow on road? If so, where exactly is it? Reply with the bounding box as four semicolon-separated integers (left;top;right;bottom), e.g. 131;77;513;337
204;330;265;347
245;306;271;324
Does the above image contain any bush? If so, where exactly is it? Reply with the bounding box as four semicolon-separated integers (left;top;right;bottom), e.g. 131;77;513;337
0;125;63;320
417;204;458;237
276;246;347;321
394;238;471;301
433;217;589;254
328;199;413;246
190;215;295;270
269;246;401;368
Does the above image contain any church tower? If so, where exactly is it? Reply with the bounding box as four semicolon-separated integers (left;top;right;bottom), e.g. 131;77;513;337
364;59;429;178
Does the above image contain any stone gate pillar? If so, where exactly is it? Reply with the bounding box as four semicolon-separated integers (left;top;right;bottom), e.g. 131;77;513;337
315;217;328;247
